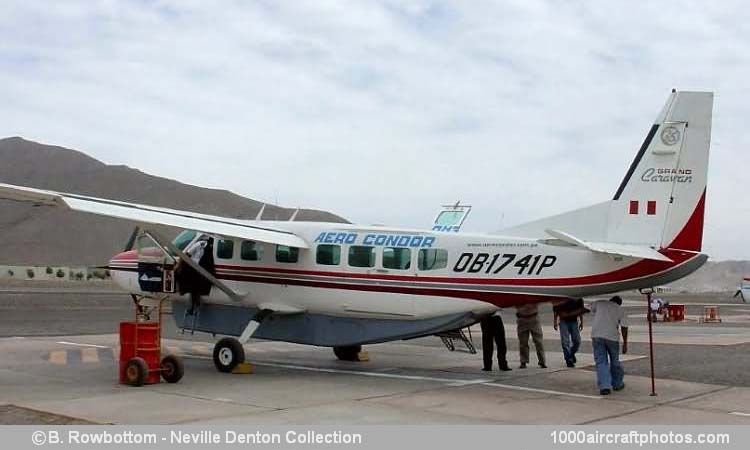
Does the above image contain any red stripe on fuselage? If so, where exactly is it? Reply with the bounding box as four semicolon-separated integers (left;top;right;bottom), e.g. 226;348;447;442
112;248;696;288
219;272;571;307
212;249;694;287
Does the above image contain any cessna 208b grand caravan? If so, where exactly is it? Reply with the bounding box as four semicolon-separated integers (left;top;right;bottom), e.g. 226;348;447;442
0;90;712;372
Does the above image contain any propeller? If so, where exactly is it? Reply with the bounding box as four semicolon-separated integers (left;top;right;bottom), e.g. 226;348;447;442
123;226;140;252
87;226;141;270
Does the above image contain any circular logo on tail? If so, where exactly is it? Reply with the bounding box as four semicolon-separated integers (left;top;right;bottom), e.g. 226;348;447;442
660;126;681;145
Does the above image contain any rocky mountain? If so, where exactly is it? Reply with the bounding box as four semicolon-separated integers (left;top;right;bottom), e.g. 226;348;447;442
0;137;347;265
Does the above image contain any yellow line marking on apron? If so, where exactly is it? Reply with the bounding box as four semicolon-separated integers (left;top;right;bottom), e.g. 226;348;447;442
48;351;67;365
191;344;211;356
80;347;100;363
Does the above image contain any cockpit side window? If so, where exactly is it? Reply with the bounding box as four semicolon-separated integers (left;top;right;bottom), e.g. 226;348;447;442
173;230;197;251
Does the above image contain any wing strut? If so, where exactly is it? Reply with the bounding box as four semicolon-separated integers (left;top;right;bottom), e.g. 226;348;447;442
144;229;245;303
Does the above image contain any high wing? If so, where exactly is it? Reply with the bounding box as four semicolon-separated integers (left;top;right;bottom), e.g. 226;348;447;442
0;183;308;249
543;229;673;262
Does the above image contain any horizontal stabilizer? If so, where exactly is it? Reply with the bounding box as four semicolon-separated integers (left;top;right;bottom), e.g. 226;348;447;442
544;229;673;262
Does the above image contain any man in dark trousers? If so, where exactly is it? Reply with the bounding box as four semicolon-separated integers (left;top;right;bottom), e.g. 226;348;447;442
553;298;587;368
480;311;511;372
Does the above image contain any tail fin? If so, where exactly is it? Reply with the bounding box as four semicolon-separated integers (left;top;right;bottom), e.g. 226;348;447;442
501;90;713;252
608;90;712;251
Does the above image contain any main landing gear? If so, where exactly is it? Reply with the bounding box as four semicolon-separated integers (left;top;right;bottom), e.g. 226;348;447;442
211;339;367;372
333;345;363;361
213;337;246;373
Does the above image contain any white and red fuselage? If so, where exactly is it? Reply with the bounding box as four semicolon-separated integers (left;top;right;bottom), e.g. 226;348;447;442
108;200;707;324
0;90;714;347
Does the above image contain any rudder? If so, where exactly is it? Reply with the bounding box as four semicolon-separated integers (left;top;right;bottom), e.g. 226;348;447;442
606;90;713;251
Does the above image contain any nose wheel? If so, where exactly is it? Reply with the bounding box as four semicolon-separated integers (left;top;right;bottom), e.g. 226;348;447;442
213;337;245;373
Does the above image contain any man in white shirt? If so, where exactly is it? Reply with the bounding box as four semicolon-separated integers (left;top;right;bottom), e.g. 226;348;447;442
590;296;629;395
649;297;663;322
182;234;210;315
184;235;209;265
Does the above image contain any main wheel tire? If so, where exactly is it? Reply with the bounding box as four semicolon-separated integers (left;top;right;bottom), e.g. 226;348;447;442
160;354;184;383
333;345;362;361
213;337;245;373
124;357;148;386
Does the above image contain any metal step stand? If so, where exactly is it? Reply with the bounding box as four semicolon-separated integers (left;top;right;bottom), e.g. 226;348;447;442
180;304;201;335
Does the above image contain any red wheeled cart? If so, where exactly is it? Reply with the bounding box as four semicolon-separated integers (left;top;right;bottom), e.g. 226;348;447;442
119;299;184;386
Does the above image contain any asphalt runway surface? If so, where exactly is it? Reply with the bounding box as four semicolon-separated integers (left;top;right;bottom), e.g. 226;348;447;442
1;284;750;424
1;287;749;386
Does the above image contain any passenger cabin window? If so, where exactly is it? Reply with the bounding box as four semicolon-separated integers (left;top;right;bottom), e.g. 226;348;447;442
241;240;263;261
216;239;234;259
316;244;341;265
276;245;299;263
418;248;448;271
348;246;375;268
383;247;411;270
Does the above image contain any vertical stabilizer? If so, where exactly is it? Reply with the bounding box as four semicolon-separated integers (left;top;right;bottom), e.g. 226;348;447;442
500;90;713;253
607;91;712;250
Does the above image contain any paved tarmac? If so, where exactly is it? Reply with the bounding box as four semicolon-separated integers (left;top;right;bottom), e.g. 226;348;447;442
1;285;750;424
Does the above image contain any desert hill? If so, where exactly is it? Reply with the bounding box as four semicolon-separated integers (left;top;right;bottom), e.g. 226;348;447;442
665;260;749;293
0;137;347;265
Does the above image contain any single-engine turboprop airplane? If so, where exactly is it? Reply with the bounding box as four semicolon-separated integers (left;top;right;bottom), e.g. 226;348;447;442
0;90;713;374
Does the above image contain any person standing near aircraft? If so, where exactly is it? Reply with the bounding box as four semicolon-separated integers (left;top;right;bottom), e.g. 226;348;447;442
184;234;209;265
649;296;663;322
181;233;210;315
480;312;511;372
590;296;629;395
516;303;546;369
553;298;586;368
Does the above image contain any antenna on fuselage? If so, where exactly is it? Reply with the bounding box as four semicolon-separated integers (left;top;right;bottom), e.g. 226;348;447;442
255;203;266;220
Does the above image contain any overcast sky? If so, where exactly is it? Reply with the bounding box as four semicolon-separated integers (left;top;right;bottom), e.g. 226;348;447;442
1;1;748;260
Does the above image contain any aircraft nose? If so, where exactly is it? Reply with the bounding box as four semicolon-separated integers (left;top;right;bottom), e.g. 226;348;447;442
109;249;138;266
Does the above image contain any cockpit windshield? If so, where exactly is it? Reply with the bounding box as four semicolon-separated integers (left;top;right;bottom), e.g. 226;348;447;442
173;230;198;251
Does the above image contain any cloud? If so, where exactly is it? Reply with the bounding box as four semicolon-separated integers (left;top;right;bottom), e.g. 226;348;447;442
0;0;748;259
